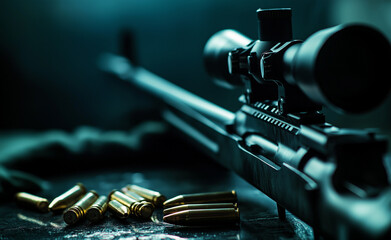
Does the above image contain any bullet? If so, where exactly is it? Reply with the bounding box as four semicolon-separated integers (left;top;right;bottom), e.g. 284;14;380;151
163;203;238;216
108;200;130;219
15;192;49;213
49;183;87;212
109;190;154;219
163;208;240;226
86;196;108;223
124;185;166;207
63;190;99;225
122;187;155;209
163;190;237;208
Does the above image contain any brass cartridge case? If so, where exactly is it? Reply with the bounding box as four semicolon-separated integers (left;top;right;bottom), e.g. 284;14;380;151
49;183;87;212
122;187;155;209
108;200;130;219
15;192;49;213
109;190;153;219
163;208;240;226
124;185;166;207
86;196;108;223
163;190;237;208
63;190;99;225
163;202;238;216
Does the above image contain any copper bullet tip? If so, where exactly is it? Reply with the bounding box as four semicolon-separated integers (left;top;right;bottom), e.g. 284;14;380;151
49;183;87;212
163;211;182;224
163;195;185;209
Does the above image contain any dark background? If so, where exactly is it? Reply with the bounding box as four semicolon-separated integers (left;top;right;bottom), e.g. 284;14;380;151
0;2;390;239
0;0;390;136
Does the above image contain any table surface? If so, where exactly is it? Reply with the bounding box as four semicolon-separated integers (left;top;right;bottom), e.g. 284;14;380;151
0;160;314;240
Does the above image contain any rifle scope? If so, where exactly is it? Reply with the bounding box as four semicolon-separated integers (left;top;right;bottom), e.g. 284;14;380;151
203;8;391;113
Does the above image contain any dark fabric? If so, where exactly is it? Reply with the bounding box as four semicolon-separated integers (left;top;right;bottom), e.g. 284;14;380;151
0;121;170;200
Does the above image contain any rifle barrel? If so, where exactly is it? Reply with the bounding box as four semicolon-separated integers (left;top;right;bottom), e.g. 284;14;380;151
100;53;235;127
